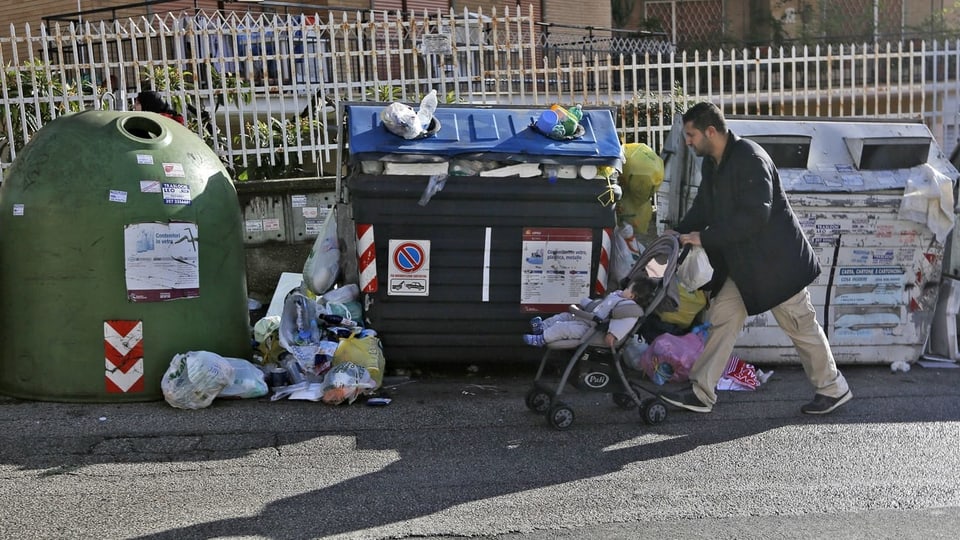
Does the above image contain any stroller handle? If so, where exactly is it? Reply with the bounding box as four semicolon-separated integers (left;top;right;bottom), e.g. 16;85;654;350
677;243;692;265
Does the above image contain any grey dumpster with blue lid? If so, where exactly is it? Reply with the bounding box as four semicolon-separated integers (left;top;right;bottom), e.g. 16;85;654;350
337;104;624;364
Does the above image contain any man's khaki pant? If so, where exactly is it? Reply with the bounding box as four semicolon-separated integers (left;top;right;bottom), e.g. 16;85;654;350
689;278;849;406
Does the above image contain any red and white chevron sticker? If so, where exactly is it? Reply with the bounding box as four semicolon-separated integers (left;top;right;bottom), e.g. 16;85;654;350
104;320;145;393
356;223;378;293
595;227;612;296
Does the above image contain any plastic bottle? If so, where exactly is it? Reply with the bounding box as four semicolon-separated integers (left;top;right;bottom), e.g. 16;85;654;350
295;303;310;344
568;104;583;122
417;89;438;130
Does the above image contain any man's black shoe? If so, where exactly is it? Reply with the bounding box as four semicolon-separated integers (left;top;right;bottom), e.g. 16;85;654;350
801;390;852;415
659;386;712;413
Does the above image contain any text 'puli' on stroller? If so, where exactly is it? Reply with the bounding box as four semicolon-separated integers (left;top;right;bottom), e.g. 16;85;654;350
524;234;686;430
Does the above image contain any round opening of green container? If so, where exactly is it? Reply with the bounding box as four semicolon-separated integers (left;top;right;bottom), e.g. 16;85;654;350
119;115;168;142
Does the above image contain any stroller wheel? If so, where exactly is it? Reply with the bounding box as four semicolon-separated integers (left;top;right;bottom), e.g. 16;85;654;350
525;388;552;413
612;393;636;409
547;403;575;430
639;398;668;425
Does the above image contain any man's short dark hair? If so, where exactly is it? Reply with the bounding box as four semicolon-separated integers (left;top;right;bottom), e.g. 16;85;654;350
682;102;727;134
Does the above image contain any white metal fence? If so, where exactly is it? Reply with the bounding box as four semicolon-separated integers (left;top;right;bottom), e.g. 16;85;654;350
1;5;959;181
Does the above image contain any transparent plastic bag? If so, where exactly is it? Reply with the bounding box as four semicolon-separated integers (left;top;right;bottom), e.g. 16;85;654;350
380;102;422;139
161;351;235;410
302;209;340;296
218;358;269;399
321;362;377;405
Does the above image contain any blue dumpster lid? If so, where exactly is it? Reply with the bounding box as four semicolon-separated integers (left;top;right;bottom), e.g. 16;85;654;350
345;103;624;166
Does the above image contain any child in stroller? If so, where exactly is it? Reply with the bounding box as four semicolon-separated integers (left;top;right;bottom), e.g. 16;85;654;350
523;234;684;430
522;276;662;348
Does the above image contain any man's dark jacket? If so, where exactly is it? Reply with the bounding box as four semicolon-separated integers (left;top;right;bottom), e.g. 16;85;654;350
676;131;820;315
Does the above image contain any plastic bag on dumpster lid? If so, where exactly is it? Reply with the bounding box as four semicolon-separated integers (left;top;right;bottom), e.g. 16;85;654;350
321;362;377;405
218;357;269;399
381;90;440;140
637;324;710;385
332;331;386;388
302;208;340;296
162;351;235;409
380;102;420;139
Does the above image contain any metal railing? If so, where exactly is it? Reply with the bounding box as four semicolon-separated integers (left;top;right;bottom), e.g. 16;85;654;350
1;5;958;181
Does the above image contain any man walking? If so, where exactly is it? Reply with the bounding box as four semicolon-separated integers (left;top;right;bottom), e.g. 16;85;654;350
660;102;852;415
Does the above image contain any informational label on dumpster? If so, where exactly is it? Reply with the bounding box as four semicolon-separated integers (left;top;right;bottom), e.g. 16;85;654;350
124;222;200;302
388;239;430;296
140;180;161;193
162;162;185;177
263;218;281;231
836;266;905;286
520;227;593;312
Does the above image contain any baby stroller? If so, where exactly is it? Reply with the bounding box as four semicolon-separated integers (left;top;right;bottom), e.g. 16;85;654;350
524;234;686;430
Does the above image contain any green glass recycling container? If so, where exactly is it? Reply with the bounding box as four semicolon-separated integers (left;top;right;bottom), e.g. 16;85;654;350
0;110;251;402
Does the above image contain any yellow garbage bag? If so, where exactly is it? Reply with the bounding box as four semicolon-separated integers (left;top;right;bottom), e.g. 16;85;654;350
659;287;707;329
616;143;664;236
332;333;386;388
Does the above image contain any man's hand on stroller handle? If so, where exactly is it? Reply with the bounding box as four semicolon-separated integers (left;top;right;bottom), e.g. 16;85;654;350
678;231;702;247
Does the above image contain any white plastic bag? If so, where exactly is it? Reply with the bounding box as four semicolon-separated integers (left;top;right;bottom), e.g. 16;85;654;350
218;358;269;399
677;246;713;291
611;223;642;286
302;208;340;296
161;351;235;410
898;164;955;243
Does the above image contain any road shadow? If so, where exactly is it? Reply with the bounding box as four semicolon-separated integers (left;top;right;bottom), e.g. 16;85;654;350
113;364;960;539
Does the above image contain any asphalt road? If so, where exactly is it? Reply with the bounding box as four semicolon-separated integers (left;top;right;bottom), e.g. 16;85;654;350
0;362;958;540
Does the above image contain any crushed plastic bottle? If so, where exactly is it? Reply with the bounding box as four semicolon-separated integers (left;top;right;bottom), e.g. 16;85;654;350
417;89;438;130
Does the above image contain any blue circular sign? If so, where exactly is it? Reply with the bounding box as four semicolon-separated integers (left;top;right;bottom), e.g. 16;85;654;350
393;242;425;273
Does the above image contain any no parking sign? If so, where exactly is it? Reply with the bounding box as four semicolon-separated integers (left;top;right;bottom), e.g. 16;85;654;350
388;239;430;296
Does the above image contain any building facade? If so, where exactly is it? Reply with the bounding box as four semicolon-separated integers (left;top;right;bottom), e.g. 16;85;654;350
0;1;609;33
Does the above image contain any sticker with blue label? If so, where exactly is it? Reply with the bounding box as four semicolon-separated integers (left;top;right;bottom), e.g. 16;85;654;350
162;183;191;205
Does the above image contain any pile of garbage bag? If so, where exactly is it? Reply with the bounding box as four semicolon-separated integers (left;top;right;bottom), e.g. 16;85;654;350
161;205;388;410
